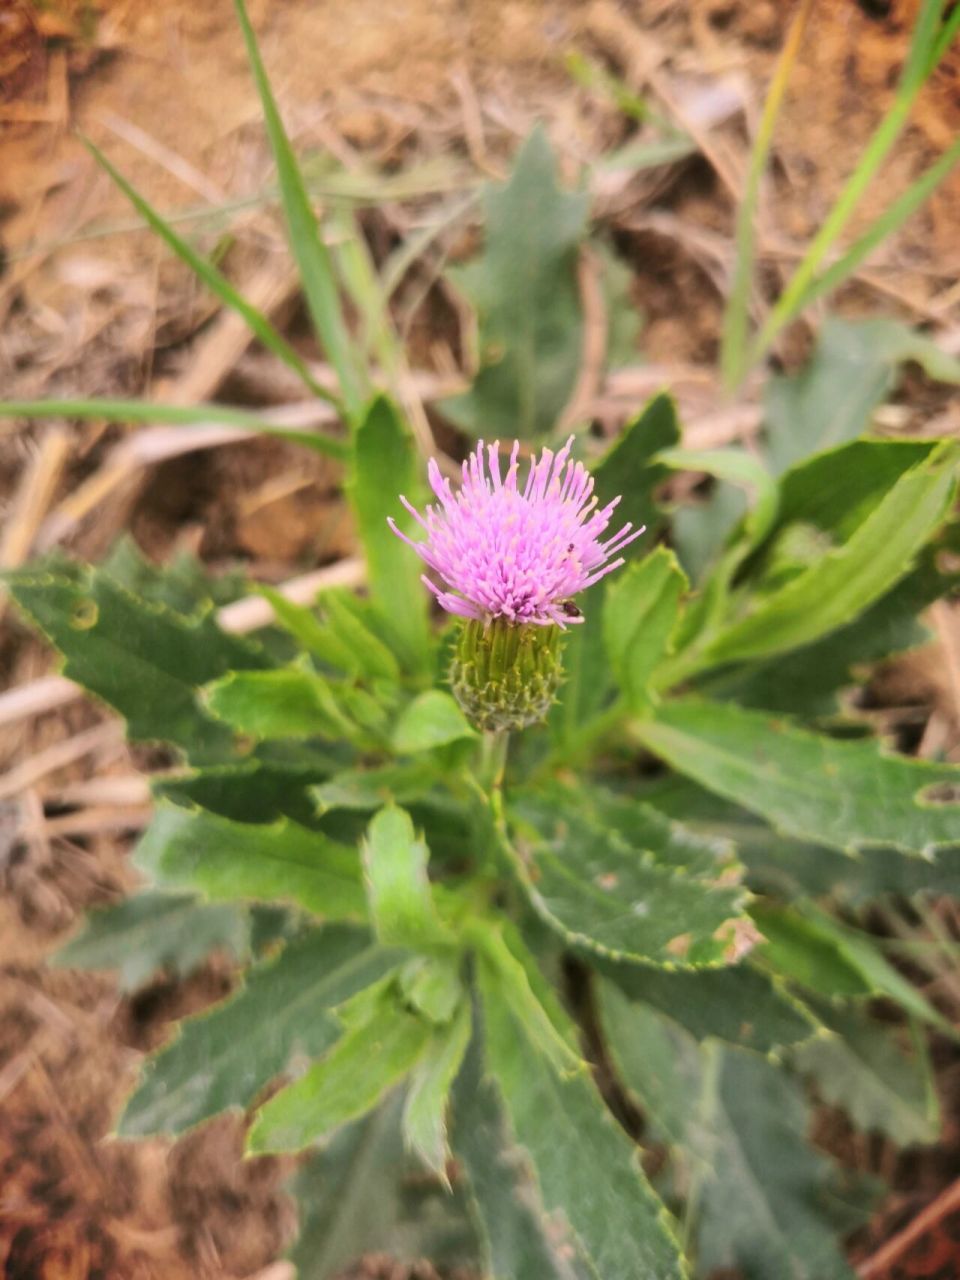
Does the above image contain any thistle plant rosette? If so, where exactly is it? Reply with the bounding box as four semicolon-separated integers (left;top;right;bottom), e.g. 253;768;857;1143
389;436;644;731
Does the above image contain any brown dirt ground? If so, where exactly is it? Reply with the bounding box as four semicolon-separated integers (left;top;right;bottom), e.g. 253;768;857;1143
2;1;960;1277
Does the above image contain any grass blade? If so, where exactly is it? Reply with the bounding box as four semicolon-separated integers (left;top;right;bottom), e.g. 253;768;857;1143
82;138;343;414
720;0;815;389
233;0;368;424
798;134;960;311
753;0;956;363
0;398;349;459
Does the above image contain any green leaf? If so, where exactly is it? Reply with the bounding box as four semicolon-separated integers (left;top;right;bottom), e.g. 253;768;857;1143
765;317;960;474
204;667;363;743
83;136;341;412
136;801;364;918
659;447;778;662
602;995;859;1280
599;958;815;1052
248;991;433;1153
510;792;748;968
233;0;367;420
698;548;945;716
603;547;686;713
479;962;686;1280
289;1093;478;1280
155;757;331;827
311;760;441;813
773;439;935;543
597;979;704;1148
442;127;589;439
693;1046;859;1280
700;439;958;666
352;396;431;673
752;903;871;997
470;921;582;1076
6;561;268;763
754;903;951;1033
451;1024;588;1280
634;698;960;854
119;925;397;1136
392;690;476;754
592;393;680;543
362;805;451;948
792;1001;938;1147
642;774;960;906
55;891;249;992
402;1001;471;1178
0;398;349;459
550;398;679;754
322;589;401;681
398;954;464;1026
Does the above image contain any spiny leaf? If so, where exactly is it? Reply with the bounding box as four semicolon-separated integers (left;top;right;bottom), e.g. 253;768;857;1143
288;1093;478;1280
55;891;250;992
510;791;748;969
635;698;960;855
442;127;589;440
792;1001;938;1147
402;1001;471;1178
5;560;269;763
479;961;686;1280
119;925;397;1136
451;1023;589;1280
248;990;433;1153
135;801;364;919
598;957;815;1052
362;805;452;948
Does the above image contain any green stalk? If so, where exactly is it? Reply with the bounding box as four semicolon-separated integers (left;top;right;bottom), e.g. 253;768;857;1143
721;0;815;389
751;0;959;364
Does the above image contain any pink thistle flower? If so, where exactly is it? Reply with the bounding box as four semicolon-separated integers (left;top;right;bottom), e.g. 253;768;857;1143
388;437;644;627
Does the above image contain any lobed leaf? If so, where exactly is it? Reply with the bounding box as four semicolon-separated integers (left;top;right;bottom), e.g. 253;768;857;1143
6;560;269;763
136;801;365;919
120;924;397;1136
479;963;686;1280
55;891;250;992
362;805;452;948
510;792;748;969
289;1093;478;1280
248;991;433;1153
635;698;960;855
442;128;589;440
792;1001;938;1148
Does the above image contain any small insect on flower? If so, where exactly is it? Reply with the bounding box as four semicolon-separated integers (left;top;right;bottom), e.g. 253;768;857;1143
388;436;644;627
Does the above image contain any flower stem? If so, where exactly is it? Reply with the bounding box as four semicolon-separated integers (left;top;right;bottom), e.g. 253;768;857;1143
479;729;510;813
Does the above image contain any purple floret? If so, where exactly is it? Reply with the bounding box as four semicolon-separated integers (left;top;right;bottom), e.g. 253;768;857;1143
388;436;644;627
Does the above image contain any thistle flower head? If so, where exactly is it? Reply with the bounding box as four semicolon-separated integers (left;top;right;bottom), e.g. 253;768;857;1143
389;436;644;627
